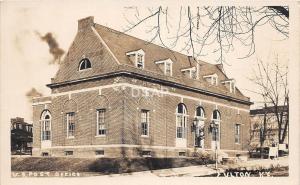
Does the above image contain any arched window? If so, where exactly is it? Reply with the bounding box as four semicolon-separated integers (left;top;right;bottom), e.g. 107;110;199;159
212;110;221;121
195;106;205;148
41;110;51;141
176;103;188;139
79;58;91;70
211;110;221;148
196;106;205;119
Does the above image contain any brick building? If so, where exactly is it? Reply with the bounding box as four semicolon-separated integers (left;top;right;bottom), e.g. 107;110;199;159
250;105;288;148
32;16;252;158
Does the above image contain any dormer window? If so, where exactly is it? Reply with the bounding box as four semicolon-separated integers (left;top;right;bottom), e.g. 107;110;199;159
181;67;197;79
79;58;91;71
126;49;145;69
221;79;236;93
136;54;144;68
203;73;218;85
155;58;173;76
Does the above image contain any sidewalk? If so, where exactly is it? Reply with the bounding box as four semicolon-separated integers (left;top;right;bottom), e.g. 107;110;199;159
223;156;289;171
108;165;220;177
107;157;288;177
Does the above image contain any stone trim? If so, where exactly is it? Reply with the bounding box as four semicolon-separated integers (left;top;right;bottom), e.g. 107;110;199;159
47;71;252;105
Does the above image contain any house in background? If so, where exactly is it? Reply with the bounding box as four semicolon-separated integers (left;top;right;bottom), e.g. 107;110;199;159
250;105;288;149
11;117;33;155
32;16;252;158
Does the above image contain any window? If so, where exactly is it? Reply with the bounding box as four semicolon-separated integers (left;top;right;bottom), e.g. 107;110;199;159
66;112;75;138
96;109;106;136
235;124;241;143
155;59;173;76
141;150;151;157
42;152;49;156
203;74;218;85
136;54;144;69
212;110;221;142
191;70;197;79
195;106;205;148
95;150;104;156
176;103;188;139
165;62;172;76
79;58;91;70
41;110;51;141
126;49;145;69
178;152;186;157
212;110;221;121
211;77;217;85
196;106;205;118
221;79;236;93
65;151;73;156
181;67;197;79
141;110;150;136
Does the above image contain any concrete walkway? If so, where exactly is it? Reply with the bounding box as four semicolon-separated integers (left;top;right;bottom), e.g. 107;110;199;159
108;165;220;177
223;156;289;171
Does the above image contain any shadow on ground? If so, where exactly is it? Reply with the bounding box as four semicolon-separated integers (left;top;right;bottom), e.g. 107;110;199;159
11;157;214;175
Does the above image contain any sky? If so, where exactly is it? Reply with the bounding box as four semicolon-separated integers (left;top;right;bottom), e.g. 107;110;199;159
0;0;290;123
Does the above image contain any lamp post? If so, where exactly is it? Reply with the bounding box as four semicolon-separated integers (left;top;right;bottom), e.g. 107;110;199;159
210;121;218;170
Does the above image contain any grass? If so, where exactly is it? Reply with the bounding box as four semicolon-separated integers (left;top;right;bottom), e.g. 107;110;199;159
11;157;214;174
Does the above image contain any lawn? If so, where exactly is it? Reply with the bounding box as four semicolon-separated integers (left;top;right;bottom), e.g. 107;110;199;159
11;157;214;174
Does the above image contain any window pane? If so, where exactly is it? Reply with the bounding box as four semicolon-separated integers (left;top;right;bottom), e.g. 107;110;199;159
136;54;144;68
191;70;197;79
165;63;171;75
176;115;187;139
41;112;51;141
177;104;186;114
67;113;75;137
196;107;204;117
97;109;106;135
235;124;240;143
141;110;149;136
213;110;220;120
79;59;91;70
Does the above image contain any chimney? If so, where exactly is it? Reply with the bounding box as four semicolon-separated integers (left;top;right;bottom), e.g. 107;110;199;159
216;63;225;74
78;16;94;31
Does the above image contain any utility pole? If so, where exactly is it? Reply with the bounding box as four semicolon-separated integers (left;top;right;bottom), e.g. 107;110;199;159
260;103;267;158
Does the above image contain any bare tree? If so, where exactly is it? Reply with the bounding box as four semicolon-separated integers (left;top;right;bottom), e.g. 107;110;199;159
249;104;277;158
123;6;289;64
249;58;289;145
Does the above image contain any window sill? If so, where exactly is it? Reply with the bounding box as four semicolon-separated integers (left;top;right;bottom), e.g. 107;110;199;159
141;135;149;138
95;155;105;157
67;136;75;139
95;135;106;138
142;155;152;158
78;68;92;72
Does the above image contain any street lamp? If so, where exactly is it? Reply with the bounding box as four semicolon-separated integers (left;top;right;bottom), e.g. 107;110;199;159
210;120;218;170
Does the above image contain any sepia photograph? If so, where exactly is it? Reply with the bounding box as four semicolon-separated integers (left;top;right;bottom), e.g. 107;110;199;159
0;0;299;185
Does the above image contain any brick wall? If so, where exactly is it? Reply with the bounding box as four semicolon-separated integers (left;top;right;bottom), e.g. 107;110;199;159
33;79;250;157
